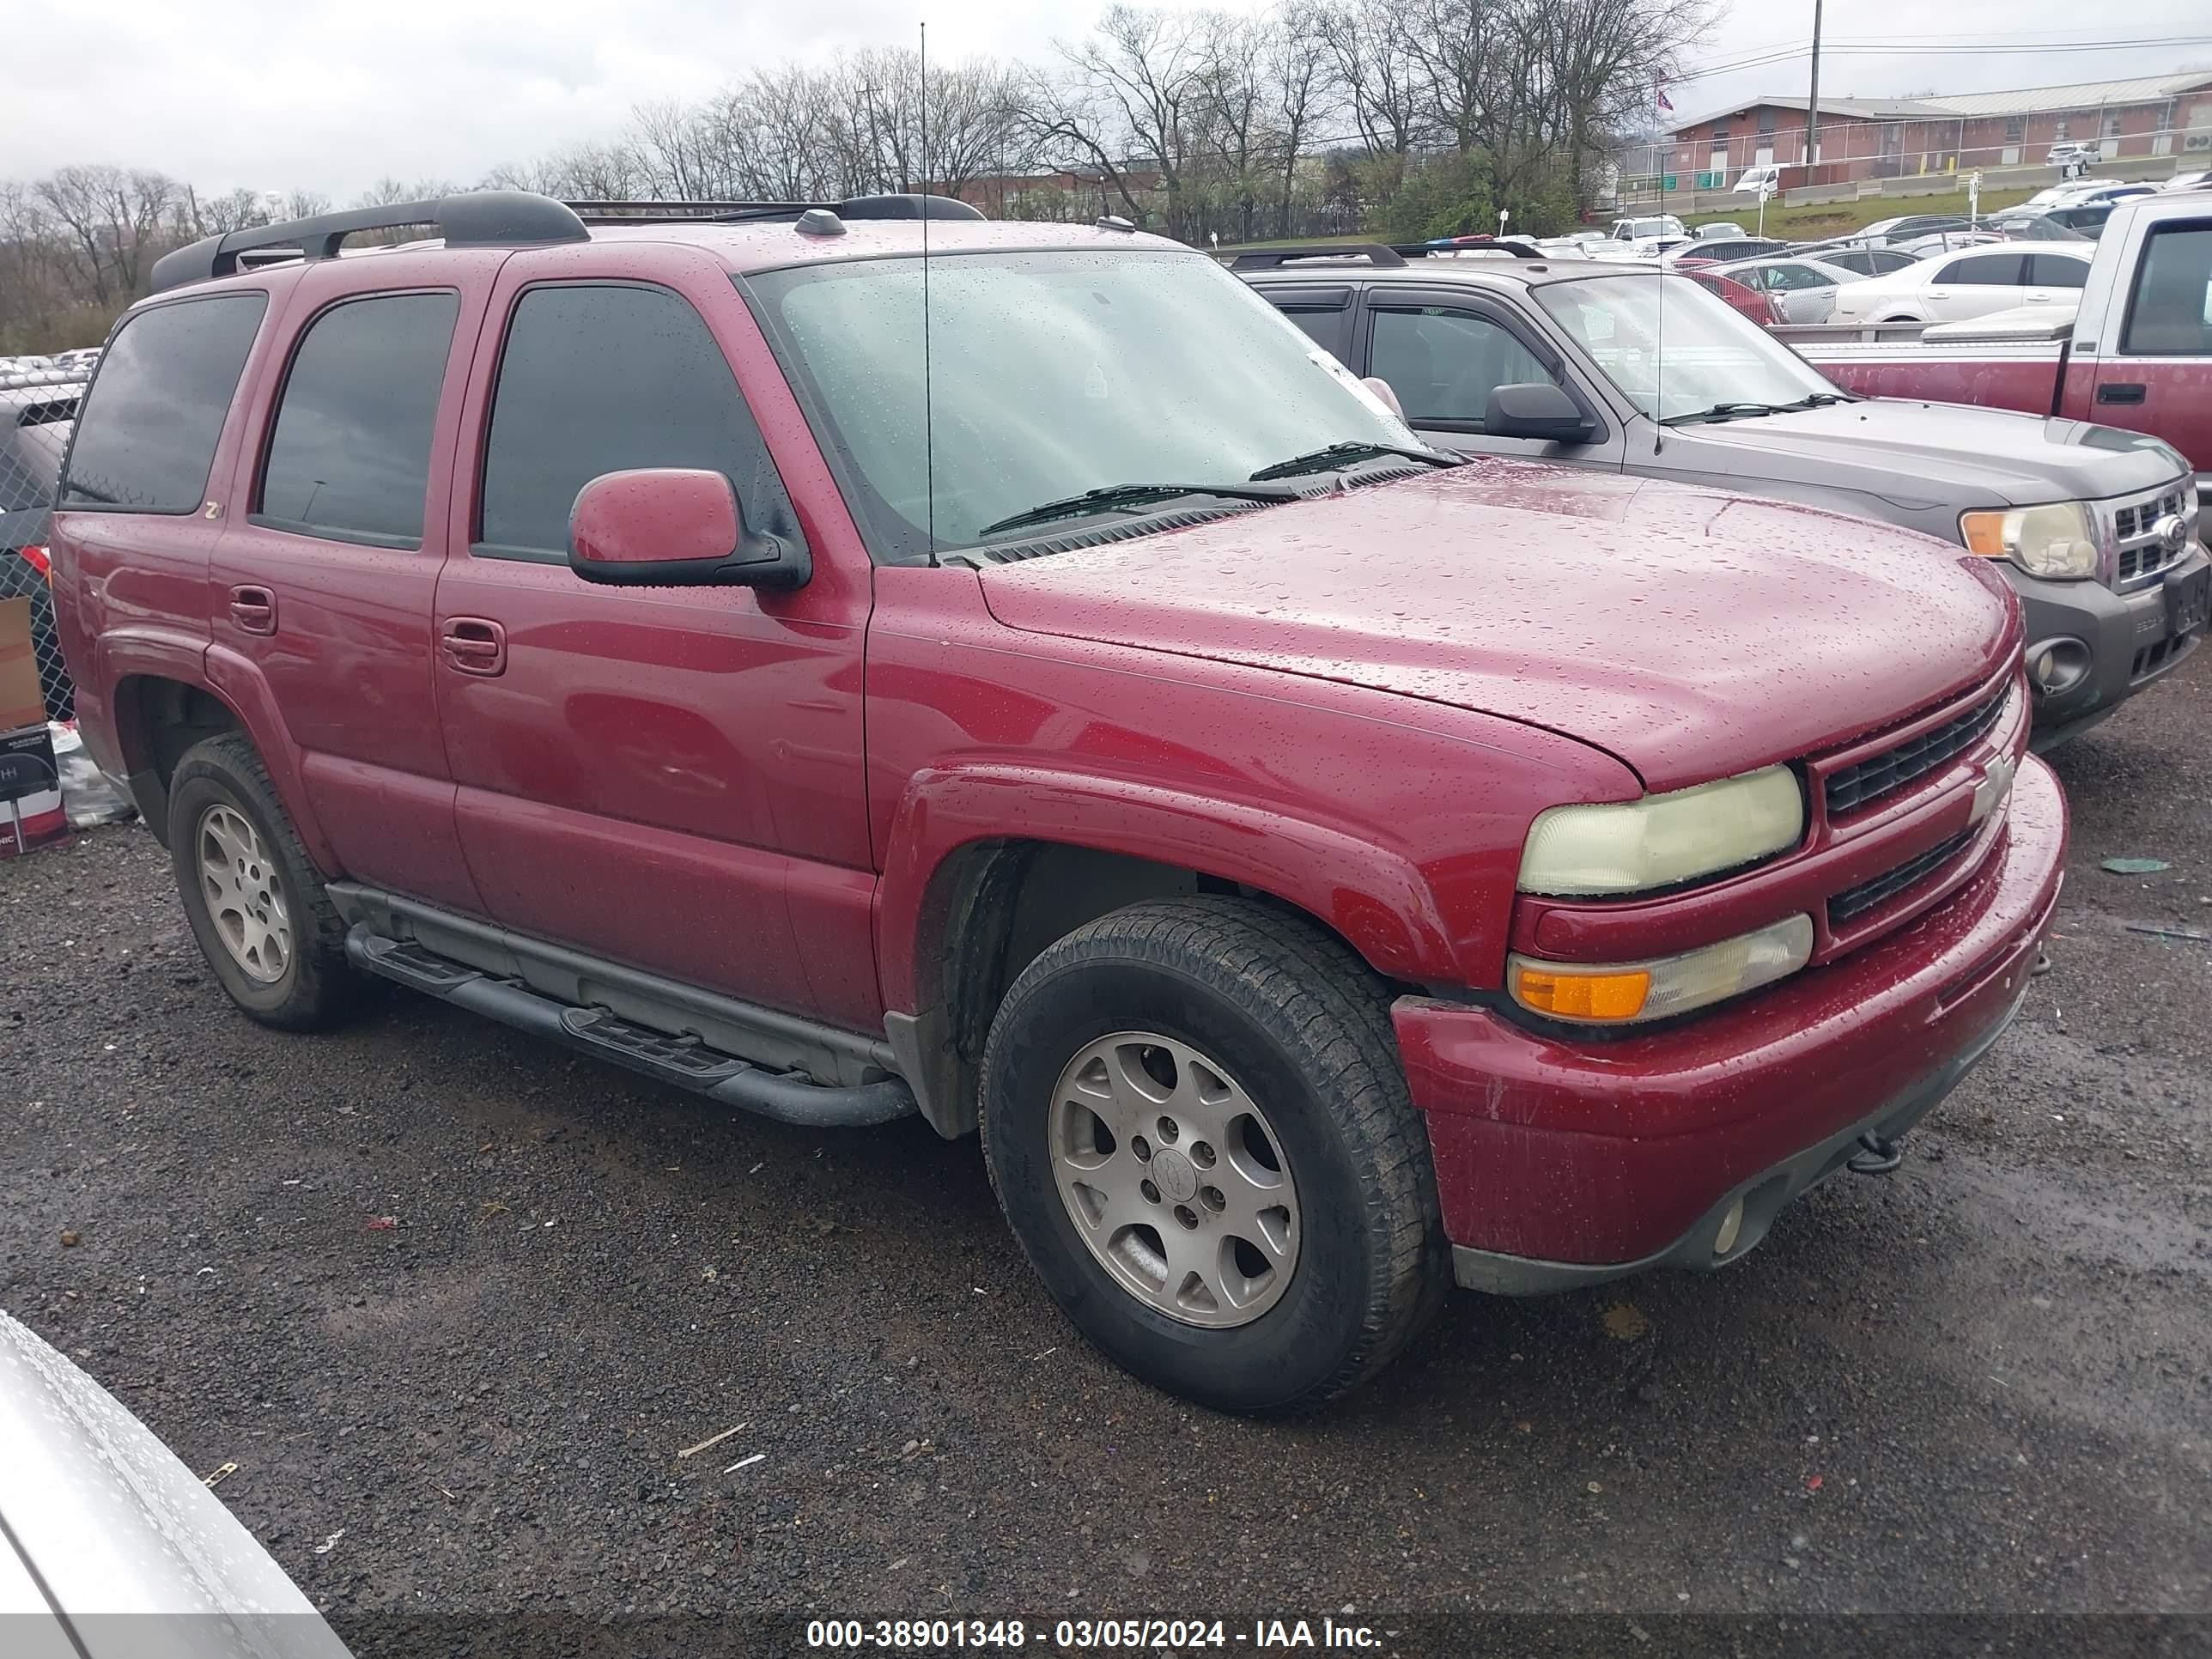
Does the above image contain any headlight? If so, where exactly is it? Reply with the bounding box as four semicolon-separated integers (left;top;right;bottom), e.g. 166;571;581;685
1960;501;2098;580
1509;914;1815;1024
1517;766;1804;897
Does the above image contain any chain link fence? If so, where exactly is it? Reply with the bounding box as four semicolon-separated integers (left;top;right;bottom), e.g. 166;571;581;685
0;360;86;723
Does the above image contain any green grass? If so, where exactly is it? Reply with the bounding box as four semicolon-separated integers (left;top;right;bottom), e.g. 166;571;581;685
1219;232;1376;251
1679;185;2039;239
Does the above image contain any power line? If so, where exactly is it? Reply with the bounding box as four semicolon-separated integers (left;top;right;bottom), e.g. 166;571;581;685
1683;33;2212;82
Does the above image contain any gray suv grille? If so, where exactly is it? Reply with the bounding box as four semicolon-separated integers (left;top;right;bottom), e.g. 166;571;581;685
2113;489;2189;587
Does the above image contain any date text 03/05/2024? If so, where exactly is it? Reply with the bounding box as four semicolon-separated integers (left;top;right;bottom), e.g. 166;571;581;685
804;1617;1384;1648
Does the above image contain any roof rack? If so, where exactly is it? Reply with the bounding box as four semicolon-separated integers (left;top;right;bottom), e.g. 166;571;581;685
150;191;590;294
1393;239;1540;260
565;193;985;226
1228;244;1407;270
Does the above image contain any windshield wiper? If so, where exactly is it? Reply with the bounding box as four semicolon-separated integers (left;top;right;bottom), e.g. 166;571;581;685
1248;440;1461;481
980;481;1297;538
1662;393;1850;427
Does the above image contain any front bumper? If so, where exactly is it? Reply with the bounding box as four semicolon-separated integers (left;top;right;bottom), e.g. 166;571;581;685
2012;547;2208;749
1393;752;2067;1288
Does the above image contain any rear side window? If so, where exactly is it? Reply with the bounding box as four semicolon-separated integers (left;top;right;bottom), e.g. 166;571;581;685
477;283;797;558
2122;225;2212;356
257;291;459;546
1941;254;2026;286
2028;254;2089;289
61;293;266;511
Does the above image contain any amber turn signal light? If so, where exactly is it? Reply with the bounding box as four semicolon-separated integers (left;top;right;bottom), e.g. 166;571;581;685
1510;963;1653;1022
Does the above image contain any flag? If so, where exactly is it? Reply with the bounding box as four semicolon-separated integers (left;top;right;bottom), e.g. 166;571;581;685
1656;84;1674;113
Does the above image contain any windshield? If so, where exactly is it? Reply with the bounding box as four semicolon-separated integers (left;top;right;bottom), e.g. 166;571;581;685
1533;272;1842;423
745;249;1416;559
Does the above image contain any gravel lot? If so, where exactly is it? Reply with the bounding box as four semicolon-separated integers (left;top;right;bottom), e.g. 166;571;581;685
3;653;2209;1650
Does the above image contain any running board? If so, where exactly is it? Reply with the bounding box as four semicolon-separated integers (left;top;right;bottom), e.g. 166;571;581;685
344;927;917;1128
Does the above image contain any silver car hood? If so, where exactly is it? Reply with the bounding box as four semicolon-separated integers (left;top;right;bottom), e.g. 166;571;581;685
0;1310;350;1659
1656;398;2187;508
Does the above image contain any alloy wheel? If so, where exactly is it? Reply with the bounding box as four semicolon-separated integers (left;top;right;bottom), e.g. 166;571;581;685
195;804;292;984
1048;1031;1301;1328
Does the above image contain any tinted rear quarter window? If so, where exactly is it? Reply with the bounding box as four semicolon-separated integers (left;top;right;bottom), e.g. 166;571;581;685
477;283;796;557
62;293;267;511
2028;254;2089;289
1942;254;2026;286
257;291;459;546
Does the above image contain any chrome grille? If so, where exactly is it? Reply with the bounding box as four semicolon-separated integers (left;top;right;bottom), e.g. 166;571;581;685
1825;689;2007;817
2112;488;2189;586
1829;829;1975;926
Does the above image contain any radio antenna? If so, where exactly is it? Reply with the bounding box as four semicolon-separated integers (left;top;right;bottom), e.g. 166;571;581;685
920;20;938;562
1653;73;1668;455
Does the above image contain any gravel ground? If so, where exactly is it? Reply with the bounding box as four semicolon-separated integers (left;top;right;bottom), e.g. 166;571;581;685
3;654;2209;1652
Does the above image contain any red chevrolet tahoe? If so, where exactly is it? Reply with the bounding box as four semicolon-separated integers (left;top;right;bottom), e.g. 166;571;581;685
49;191;2067;1413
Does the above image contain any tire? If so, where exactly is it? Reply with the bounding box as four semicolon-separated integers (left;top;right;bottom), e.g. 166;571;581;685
166;731;363;1030
980;896;1449;1415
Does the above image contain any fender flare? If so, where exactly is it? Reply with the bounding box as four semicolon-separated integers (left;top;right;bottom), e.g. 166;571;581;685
108;641;340;872
874;761;1462;1014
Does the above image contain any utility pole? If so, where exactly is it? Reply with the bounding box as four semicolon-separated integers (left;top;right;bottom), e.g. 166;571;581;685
1807;0;1823;172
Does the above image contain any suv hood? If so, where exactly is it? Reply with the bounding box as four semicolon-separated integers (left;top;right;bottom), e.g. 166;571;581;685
1670;398;2186;509
979;461;2016;793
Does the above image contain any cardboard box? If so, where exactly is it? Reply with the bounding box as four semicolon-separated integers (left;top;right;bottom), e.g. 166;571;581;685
0;596;40;728
1;598;68;859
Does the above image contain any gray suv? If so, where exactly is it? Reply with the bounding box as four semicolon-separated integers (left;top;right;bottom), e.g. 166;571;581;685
1239;245;2205;748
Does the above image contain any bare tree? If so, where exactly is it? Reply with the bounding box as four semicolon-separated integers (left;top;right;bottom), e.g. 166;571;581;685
33;165;178;305
1318;0;1426;160
1030;4;1214;237
1267;3;1337;236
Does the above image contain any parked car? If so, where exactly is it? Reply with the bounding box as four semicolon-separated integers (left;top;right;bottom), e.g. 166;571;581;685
1588;234;1691;262
0;378;80;720
1693;220;1747;239
1796;243;1921;277
0;1309;353;1656
1984;205;2106;240
1711;254;1869;323
1857;214;1978;246
1734;164;1785;197
52;191;2068;1414
2048;142;2099;178
1660;235;1790;265
1605;213;1684;241
1789;192;2211;475
1243;248;2205;746
1685;268;1778;325
49;347;101;374
2160;168;2212;193
2069;182;2159;208
1827;244;2095;325
1888;229;2012;259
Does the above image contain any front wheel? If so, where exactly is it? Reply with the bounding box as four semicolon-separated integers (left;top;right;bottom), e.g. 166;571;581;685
981;897;1448;1414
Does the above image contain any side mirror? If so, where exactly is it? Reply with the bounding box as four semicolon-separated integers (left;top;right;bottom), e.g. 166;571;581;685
1361;375;1405;419
1485;381;1596;444
568;468;810;590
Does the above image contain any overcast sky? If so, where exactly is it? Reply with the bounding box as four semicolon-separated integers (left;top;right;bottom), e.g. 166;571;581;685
4;0;2209;198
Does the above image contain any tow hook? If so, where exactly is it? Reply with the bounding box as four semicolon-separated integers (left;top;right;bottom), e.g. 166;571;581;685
1847;1133;1905;1176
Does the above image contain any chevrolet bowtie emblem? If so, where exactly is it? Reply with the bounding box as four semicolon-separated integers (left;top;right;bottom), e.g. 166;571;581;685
1969;752;2018;824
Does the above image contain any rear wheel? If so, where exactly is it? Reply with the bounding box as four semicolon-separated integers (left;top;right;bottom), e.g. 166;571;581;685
167;732;363;1030
981;896;1448;1414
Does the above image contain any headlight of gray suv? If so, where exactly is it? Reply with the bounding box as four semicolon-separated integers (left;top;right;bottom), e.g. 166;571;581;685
1960;501;2098;580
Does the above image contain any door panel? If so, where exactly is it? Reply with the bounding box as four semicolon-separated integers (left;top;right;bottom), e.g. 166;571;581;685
209;253;501;915
435;254;877;1029
2095;221;2212;471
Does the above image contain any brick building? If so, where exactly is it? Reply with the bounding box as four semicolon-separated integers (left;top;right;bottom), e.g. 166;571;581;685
1658;71;2212;189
